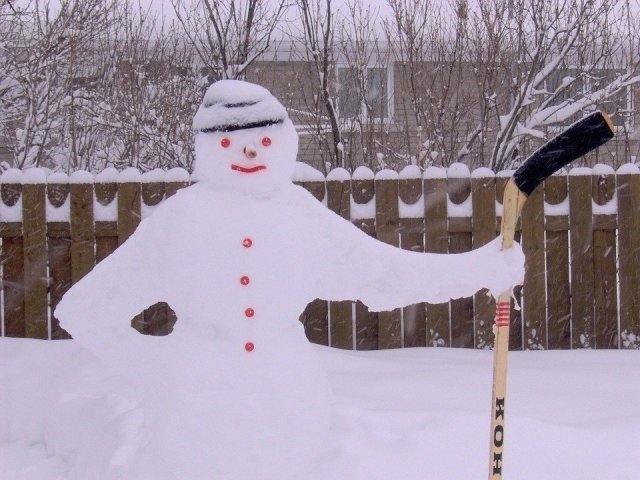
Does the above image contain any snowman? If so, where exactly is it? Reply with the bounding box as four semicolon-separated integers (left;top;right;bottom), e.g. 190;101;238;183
56;80;524;479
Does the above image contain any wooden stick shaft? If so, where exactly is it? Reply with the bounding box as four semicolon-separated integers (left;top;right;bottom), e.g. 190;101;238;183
488;178;526;480
488;292;512;479
500;180;527;250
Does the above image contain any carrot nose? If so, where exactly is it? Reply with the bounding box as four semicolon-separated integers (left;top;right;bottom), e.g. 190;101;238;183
243;144;257;159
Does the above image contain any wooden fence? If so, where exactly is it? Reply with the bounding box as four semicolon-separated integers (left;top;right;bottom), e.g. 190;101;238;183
1;163;639;350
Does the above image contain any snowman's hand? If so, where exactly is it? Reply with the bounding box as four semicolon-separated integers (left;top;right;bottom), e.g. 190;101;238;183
470;236;525;295
314;210;525;311
361;236;525;311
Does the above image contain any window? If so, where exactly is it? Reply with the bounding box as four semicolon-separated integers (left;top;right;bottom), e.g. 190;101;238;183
336;65;391;122
337;66;360;119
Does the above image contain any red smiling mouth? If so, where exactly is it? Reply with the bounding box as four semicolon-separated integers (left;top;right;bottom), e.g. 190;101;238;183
231;164;267;174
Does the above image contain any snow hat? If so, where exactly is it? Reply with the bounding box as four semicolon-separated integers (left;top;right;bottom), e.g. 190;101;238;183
193;79;289;133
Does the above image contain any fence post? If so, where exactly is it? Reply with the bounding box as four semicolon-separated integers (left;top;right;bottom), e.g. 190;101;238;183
352;166;378;350
447;163;473;348
70;171;96;284
48;172;72;339
592;165;618;348
471;168;497;349
1;169;25;337
399;165;426;348
326;168;353;350
616;164;640;349
117;168;141;244
569;167;595;348
94;167;119;263
375;169;401;349
521;177;546;349
117;168;143;332
424;167;449;347
544;172;571;349
22;170;48;339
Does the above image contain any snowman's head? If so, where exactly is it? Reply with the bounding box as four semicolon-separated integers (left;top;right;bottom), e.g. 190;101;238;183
192;80;298;196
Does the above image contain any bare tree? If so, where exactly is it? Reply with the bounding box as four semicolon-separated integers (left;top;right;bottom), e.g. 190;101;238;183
336;0;394;170
382;0;640;171
171;0;289;81
384;0;473;168
0;0;115;169
0;0;25;18
3;0;638;173
0;0;205;173
290;0;344;171
88;2;202;172
462;0;640;171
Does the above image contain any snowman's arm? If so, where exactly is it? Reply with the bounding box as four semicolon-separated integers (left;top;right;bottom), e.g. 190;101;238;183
313;211;524;312
54;219;166;340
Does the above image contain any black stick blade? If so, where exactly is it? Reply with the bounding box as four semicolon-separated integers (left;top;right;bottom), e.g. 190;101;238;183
513;111;615;196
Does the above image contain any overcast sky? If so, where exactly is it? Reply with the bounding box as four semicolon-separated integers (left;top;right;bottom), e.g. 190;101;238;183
137;0;395;23
132;0;397;40
9;0;425;36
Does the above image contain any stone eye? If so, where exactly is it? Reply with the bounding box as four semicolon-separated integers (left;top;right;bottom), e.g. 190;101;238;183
221;138;231;148
261;136;271;147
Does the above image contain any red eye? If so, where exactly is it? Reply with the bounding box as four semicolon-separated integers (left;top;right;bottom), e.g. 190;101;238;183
221;138;231;148
261;136;271;147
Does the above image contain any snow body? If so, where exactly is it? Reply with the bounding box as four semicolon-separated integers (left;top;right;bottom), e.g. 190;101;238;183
55;80;524;480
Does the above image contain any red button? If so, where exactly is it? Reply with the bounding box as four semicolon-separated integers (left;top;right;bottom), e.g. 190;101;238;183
245;342;255;352
240;276;250;286
242;238;253;248
245;308;255;318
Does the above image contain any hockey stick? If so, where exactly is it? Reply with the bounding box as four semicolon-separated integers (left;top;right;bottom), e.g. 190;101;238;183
488;111;615;480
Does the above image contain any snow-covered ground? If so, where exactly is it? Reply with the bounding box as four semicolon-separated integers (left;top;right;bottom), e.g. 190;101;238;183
1;337;637;480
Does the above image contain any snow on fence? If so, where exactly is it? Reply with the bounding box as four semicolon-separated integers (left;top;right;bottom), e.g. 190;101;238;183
1;163;639;350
